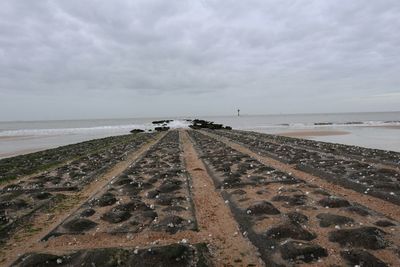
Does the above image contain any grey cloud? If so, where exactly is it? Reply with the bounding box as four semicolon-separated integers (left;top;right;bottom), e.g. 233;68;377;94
0;0;399;120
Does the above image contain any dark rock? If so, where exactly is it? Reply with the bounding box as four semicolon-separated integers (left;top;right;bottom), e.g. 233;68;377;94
247;201;280;215
255;166;275;174
32;192;52;200
159;215;184;225
374;220;395;227
248;175;265;183
155;194;180;206
280;241;327;263
12;253;69;266
95;193;117;207
113;178;133;186
12;243;211;267
272;194;307;206
80;208;95;217
2;184;22;191
152;120;173;124
127;210;158;232
316;213;354;227
134;210;157;221
131;243;203;266
343;206;370;216
155;215;186;234
318;197;350;208
155;126;170;132
222;176;242;188
147;190;160;199
158;181;181;193
0;210;9;225
315;122;333;125
189;119;232;130
162;206;187;212
329;227;387;249
265;223;316;241
130;129;145;133
63;218;97;232
115;199;149;212
5;199;29;210
119;183;142;194
101;209;131;224
341;249;388;267
287;212;308;224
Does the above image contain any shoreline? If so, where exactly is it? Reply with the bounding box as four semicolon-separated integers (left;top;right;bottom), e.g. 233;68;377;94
1;126;400;159
0;148;46;159
276;130;350;137
372;125;400;129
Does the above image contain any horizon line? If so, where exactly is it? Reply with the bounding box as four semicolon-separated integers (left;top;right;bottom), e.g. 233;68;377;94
1;110;399;123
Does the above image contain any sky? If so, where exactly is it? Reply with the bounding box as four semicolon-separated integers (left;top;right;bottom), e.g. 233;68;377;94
0;0;399;121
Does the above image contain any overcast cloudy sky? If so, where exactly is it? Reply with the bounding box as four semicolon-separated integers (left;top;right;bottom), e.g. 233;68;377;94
0;0;399;121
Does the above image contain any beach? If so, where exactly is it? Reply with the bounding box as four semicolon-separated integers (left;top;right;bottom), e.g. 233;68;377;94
2;0;399;265
276;129;350;137
1;128;400;266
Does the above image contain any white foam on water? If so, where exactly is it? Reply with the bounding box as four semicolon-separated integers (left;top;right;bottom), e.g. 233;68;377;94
0;120;194;137
1;118;398;138
0;124;150;137
166;120;191;129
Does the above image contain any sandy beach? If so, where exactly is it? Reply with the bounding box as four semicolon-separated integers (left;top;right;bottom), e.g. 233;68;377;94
374;125;400;129
276;130;350;137
0;135;36;141
0;148;45;159
1;128;400;266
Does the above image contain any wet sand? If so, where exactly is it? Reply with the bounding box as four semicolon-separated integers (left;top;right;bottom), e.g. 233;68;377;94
373;125;400;129
276;130;350;137
0;135;61;159
0;148;45;159
0;135;61;141
0;135;36;141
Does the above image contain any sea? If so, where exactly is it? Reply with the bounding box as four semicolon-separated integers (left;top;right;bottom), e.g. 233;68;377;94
1;111;399;158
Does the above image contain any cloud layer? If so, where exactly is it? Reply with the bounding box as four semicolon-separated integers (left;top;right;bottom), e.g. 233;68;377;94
1;0;399;120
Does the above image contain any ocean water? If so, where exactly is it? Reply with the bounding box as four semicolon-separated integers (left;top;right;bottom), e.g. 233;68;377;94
0;112;399;158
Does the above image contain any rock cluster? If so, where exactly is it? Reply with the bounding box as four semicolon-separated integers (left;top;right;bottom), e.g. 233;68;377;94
130;129;145;133
155;126;170;132
45;131;196;239
189;119;232;130
152;120;173;124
